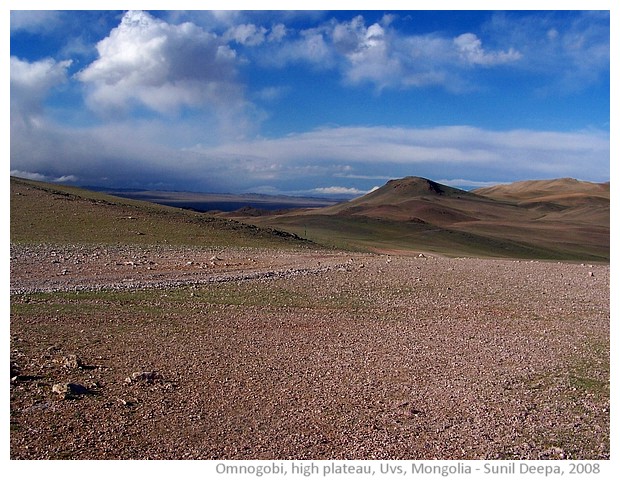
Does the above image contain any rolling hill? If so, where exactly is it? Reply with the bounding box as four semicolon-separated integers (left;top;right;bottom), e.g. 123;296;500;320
9;176;310;249
473;178;610;226
231;176;609;261
473;177;610;205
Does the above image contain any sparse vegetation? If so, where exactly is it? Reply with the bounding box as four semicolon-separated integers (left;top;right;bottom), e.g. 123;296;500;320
10;177;312;249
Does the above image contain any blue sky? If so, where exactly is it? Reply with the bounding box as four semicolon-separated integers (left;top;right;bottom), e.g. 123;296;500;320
8;6;611;197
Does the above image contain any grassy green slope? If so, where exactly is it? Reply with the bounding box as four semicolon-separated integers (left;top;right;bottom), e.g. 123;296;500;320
10;177;310;249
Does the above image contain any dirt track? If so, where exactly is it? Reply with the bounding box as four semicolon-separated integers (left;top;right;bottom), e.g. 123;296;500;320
10;244;610;460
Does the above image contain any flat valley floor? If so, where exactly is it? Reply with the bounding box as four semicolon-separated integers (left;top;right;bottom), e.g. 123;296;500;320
10;245;610;459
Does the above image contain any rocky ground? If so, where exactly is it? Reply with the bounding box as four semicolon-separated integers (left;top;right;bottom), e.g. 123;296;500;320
10;244;610;460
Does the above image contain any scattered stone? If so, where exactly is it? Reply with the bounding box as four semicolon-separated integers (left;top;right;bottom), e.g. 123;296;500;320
117;397;138;407
62;354;83;369
10;361;20;378
9;243;610;459
540;446;566;460
52;382;89;399
125;371;163;384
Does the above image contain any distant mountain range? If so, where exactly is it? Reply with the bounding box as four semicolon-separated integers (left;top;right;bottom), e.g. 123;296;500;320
93;188;341;213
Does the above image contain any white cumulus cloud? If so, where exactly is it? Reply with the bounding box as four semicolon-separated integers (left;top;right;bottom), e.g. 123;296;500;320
268;24;287;42
11;56;71;96
10;56;72;126
333;16;401;89
77;10;243;114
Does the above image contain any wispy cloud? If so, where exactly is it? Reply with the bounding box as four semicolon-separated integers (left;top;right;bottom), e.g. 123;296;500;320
255;13;525;91
483;11;609;92
10;10;63;34
255;11;607;93
10;170;78;183
436;178;510;189
312;186;371;196
224;23;269;46
203;126;609;182
453;33;521;66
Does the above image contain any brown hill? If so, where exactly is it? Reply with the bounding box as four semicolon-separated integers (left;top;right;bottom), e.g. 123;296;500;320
237;176;609;260
474;178;610;212
474;178;610;227
322;176;522;226
353;176;473;201
474;178;609;203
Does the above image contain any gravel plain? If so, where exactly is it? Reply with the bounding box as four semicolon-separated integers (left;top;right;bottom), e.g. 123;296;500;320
10;243;610;460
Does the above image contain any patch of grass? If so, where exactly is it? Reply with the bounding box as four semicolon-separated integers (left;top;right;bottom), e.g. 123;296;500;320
11;280;368;320
185;279;370;310
521;339;609;399
568;375;608;394
190;284;308;308
513;336;609;458
12;290;184;319
566;339;609;397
